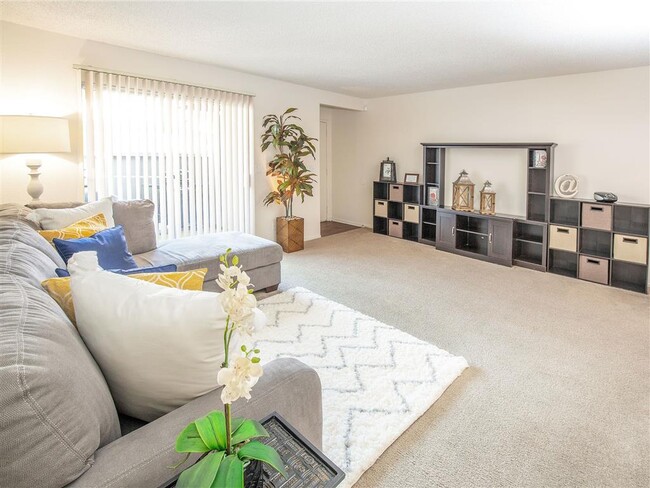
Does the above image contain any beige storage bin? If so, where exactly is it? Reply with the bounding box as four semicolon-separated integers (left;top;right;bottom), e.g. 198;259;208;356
389;184;403;202
578;255;609;285
613;234;648;264
388;219;403;238
374;200;388;218
581;203;612;231
404;204;420;223
549;225;577;252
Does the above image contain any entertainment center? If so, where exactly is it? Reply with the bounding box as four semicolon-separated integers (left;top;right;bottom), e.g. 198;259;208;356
372;142;650;293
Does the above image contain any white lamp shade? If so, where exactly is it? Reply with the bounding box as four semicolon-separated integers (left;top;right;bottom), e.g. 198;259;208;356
0;115;71;154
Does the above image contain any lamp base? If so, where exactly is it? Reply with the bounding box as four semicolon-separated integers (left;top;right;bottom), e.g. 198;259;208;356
26;159;43;202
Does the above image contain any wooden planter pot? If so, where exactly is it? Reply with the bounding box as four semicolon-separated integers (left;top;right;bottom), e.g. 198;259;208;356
276;217;304;253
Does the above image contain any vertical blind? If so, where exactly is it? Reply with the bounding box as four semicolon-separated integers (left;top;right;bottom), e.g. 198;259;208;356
79;68;254;240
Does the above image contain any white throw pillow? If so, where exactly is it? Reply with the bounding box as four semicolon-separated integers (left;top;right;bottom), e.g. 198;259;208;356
30;196;115;229
69;252;264;421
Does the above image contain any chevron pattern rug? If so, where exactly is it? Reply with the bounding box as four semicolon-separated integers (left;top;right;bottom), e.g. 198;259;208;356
255;287;468;487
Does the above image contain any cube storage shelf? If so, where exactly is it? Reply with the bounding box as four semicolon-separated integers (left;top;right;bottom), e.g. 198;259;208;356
372;143;650;293
373;180;422;243
548;197;649;293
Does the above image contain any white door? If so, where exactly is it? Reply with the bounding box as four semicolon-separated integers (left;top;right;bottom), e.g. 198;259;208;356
319;121;328;222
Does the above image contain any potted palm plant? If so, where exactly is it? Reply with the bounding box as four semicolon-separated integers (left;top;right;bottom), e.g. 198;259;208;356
261;108;317;253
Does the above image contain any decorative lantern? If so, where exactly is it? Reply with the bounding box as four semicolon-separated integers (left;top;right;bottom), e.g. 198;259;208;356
479;180;496;215
452;169;475;211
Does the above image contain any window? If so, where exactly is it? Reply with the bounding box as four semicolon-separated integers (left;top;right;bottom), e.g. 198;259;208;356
79;68;254;240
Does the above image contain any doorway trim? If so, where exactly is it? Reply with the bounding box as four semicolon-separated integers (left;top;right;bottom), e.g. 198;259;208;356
319;119;333;222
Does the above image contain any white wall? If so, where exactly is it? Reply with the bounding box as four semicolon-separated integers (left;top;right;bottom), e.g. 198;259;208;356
0;22;364;241
330;67;650;227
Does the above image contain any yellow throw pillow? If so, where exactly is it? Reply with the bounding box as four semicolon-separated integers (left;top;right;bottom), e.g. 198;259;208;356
38;213;108;244
42;268;207;325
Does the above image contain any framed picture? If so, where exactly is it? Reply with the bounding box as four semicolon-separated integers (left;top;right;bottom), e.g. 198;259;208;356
404;173;419;184
379;158;396;182
531;150;547;168
428;186;440;206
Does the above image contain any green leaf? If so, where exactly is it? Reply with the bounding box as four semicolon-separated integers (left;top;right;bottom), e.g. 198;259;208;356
195;417;220;450
212;455;244;488
237;441;287;478
175;422;210;453
176;451;225;488
231;419;269;445
232;255;239;266
207;411;228;451
194;411;227;451
231;417;245;434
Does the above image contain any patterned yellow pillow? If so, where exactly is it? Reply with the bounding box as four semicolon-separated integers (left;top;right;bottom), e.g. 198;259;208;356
42;268;207;325
38;213;108;244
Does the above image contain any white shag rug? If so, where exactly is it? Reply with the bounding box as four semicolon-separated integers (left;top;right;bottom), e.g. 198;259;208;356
255;287;468;487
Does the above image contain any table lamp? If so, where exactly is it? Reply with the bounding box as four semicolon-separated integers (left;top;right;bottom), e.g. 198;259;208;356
0;115;71;202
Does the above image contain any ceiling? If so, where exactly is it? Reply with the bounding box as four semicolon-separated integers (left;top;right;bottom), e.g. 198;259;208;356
1;1;649;98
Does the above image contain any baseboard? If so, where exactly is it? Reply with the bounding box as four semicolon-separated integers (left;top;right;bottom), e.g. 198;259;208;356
329;217;367;228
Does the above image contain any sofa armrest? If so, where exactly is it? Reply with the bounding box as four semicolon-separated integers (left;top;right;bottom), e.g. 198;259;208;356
66;358;322;488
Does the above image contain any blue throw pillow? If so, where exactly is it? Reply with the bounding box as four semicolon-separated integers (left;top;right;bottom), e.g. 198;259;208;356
53;225;138;271
55;264;177;278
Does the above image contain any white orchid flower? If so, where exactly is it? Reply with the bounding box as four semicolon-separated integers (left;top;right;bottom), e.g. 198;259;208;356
217;356;263;404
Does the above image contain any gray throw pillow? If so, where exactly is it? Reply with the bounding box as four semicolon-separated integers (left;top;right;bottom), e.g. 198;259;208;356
112;200;157;255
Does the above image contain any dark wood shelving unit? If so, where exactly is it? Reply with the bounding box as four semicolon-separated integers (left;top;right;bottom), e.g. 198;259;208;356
371;142;649;293
419;142;555;268
548;197;649;293
373;181;423;242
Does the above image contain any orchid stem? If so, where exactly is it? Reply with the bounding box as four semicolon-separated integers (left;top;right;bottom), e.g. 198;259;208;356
225;403;232;456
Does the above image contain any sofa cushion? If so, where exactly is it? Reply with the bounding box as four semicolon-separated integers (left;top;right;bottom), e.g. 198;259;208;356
38;213;108;244
0;274;121;488
42;268;207;325
134;232;283;284
112;199;157;254
28;196;115;229
53;225;138;270
0;240;60;288
55;263;177;277
0;221;66;271
69;259;240;422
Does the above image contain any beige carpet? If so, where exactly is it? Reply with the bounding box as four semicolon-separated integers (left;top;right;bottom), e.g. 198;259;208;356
262;228;649;488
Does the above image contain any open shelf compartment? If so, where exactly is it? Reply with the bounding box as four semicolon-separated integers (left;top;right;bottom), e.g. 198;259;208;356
548;249;578;278
421;222;436;242
580;228;612;259
515;221;545;243
528;168;547;194
403;222;419;242
387;201;403;220
611;260;647;293
373;216;387;235
402;184;421;204
456;214;489;234
515;240;544;266
550;199;580;226
527;193;546;222
456;229;488;256
373;181;389;200
613;206;649;236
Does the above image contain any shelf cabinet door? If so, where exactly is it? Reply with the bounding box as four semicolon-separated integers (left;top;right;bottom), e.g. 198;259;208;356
436;211;456;249
488;219;513;264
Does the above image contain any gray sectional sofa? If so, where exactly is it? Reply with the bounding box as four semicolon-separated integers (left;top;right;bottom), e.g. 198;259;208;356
0;204;321;488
